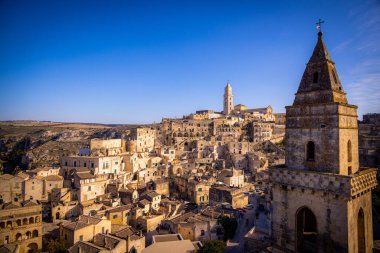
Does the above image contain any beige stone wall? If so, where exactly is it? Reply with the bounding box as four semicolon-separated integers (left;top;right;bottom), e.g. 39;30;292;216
24;178;44;201
0;175;26;203
128;236;145;253
270;168;377;252
271;183;348;252
90;139;124;154
62;155;123;175
0;204;43;252
347;191;373;253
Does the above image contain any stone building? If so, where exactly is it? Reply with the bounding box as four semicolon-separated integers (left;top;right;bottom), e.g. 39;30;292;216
61;155;123;176
69;233;126;253
274;113;286;125
252;121;274;143
90;138;126;156
224;81;233;115
359;113;380;172
209;184;251;209
24;175;63;201
60;215;112;248
218;168;245;188
270;32;377;253
0;173;29;204
73;171;108;201
0;200;42;253
112;227;146;253
128;127;156;153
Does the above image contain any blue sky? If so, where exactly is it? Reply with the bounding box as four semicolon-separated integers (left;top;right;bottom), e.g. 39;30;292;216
1;0;379;124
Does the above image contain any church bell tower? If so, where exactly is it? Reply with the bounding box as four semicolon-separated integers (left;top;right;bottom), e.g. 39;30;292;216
270;30;377;253
224;80;233;115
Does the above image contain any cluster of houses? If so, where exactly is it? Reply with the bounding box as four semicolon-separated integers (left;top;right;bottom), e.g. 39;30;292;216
0;92;281;253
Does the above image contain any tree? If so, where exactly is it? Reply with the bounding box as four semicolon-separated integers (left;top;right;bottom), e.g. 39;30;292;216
199;240;226;253
45;239;67;253
219;216;238;241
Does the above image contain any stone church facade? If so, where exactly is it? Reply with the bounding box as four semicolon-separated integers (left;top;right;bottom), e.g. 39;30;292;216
270;32;377;253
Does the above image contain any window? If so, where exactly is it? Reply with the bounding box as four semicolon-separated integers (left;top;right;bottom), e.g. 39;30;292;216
313;72;319;83
306;141;315;161
201;230;205;236
332;70;338;83
88;186;91;191
79;235;83;241
91;163;94;168
113;215;118;219
84;162;86;167
347;140;352;162
74;161;77;167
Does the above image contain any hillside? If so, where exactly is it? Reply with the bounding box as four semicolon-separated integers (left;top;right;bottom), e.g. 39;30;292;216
0;121;137;174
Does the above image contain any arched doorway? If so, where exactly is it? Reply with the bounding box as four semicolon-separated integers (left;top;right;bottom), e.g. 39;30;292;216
296;207;318;253
358;208;365;253
56;212;60;220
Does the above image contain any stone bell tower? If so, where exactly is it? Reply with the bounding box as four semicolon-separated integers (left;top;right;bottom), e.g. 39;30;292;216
224;80;233;115
270;31;377;253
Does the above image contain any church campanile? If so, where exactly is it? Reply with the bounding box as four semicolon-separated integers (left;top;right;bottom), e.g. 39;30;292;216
270;31;377;253
224;80;233;115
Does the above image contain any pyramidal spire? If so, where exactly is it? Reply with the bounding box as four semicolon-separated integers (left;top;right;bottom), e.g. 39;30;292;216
226;80;231;88
309;32;332;63
293;32;348;105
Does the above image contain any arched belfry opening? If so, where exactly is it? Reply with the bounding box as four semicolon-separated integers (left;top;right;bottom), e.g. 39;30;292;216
296;207;318;253
313;72;319;83
306;141;315;161
358;208;365;253
347;140;352;163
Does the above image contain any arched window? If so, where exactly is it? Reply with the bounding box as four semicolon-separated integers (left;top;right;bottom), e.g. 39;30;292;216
313;72;319;83
16;219;21;226
296;207;318;253
23;218;28;225
15;233;22;241
347;140;352;162
306;141;315;161
29;217;34;224
358;208;365;253
32;230;38;238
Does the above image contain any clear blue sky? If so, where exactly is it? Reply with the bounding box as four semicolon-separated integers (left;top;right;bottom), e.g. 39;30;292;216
1;0;379;124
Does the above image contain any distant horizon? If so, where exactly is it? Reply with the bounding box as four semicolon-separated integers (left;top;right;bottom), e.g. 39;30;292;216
1;0;379;124
0;109;376;126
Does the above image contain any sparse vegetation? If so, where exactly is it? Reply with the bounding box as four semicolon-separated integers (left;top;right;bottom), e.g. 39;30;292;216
199;240;226;253
219;216;238;241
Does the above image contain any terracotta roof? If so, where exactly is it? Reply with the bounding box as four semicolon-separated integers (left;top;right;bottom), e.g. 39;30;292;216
75;172;96;179
44;175;63;181
138;199;151;207
112;227;136;239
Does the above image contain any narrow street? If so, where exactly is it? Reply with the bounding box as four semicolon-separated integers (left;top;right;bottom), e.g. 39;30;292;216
224;209;256;253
